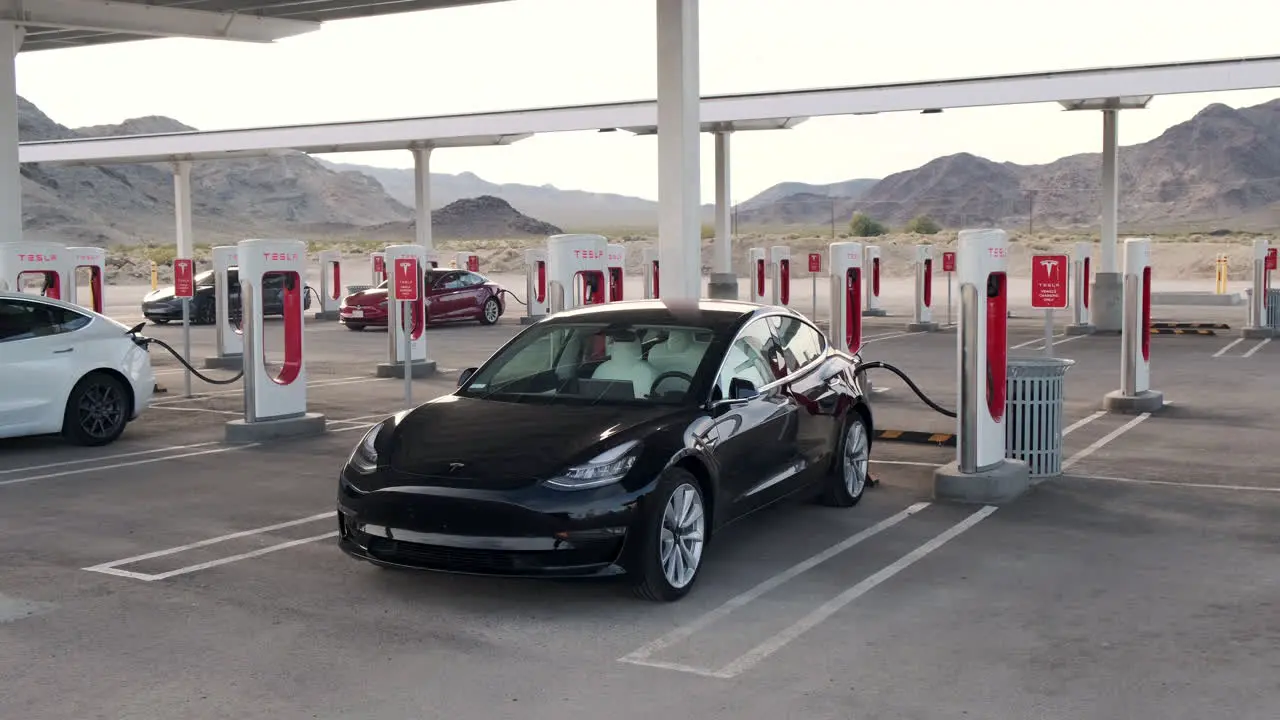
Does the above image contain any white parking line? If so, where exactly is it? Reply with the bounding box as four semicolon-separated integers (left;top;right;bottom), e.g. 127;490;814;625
1062;411;1105;437
1011;333;1064;349
1242;338;1271;358
619;502;929;668
0;442;218;475
150;406;242;416
149;376;371;406
1011;333;1085;351
710;504;997;679
1080;474;1280;494
1212;338;1244;357
1060;413;1150;471
83;510;334;580
0;444;257;487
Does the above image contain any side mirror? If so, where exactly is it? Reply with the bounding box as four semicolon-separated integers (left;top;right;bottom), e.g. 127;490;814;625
729;377;759;400
458;367;478;387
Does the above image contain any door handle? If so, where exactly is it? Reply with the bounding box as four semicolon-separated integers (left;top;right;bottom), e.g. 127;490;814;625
52;348;74;354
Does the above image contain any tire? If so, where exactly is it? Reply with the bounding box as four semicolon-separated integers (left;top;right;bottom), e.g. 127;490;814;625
819;412;871;507
479;296;501;325
62;371;130;447
627;467;708;602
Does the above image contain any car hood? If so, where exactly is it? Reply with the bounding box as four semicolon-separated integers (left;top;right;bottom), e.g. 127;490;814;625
144;286;211;302
383;394;682;490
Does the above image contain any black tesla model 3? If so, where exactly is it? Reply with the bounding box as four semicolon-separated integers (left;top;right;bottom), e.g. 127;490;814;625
337;299;875;601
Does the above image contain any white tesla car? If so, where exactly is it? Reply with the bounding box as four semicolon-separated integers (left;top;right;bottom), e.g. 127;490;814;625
0;291;155;446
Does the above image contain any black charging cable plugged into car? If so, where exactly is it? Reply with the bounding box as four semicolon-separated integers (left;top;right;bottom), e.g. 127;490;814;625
496;288;527;306
125;324;244;386
850;360;957;418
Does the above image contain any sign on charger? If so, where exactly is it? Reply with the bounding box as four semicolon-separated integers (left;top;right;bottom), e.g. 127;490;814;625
1030;254;1070;309
942;251;956;273
174;258;194;299
1267;248;1277;271
393;258;419;301
808;253;821;273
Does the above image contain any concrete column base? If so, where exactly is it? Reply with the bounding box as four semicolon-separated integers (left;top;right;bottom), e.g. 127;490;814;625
933;459;1030;505
313;310;339;321
1090;272;1124;333
1103;389;1164;414
203;355;243;371
519;315;545;325
862;308;887;317
1064;323;1096;336
707;273;739;300
1241;326;1275;339
225;412;326;443
376;359;437;379
906;321;939;332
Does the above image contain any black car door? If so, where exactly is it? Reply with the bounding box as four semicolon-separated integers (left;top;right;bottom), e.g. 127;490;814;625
768;315;844;483
706;317;803;520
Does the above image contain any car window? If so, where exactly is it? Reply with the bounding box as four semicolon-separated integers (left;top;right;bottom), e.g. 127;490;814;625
436;272;466;290
459;272;486;287
461;321;716;405
767;316;826;373
0;298;91;342
713;317;786;400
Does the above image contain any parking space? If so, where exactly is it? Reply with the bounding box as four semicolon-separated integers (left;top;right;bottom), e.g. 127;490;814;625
1;303;1277;719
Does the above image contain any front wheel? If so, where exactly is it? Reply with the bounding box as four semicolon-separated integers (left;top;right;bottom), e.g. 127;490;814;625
62;372;130;446
479;297;501;325
819;412;870;507
628;468;707;602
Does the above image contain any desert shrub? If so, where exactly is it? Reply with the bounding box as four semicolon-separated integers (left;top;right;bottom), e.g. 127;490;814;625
849;212;887;237
904;215;941;235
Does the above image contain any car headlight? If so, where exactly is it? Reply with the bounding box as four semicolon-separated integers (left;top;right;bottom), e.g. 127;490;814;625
544;440;641;491
350;422;385;472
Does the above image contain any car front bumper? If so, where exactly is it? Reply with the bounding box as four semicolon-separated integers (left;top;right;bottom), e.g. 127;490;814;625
336;470;642;578
141;301;184;320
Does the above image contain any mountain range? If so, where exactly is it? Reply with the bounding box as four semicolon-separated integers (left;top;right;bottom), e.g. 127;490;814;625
15;95;1280;245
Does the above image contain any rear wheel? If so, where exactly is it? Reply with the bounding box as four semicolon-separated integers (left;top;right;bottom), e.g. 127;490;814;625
479;297;500;325
628;468;707;602
62;372;130;446
819;412;870;507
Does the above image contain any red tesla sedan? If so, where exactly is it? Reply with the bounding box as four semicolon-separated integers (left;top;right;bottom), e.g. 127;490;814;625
339;268;507;331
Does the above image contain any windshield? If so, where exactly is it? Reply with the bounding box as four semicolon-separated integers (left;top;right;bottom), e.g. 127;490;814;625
194;270;216;288
459;321;718;405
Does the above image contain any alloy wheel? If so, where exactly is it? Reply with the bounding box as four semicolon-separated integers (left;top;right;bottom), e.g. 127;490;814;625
659;483;705;589
78;382;124;440
843;420;870;497
484;299;500;323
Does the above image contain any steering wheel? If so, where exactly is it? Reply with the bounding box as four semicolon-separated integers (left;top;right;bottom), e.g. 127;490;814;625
650;370;694;395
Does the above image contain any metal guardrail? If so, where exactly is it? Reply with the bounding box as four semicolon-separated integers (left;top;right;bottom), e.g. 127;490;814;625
1005;357;1075;478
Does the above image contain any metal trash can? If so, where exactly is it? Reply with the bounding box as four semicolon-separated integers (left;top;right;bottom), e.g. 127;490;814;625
1004;357;1075;477
346;284;372;295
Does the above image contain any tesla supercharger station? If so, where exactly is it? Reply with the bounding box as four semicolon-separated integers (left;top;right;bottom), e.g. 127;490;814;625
546;234;608;313
0;241;70;298
456;252;479;273
907;244;939;331
1065;242;1094;335
522;247;549;325
606;244;626;302
829;242;864;355
204;245;244;370
1243;238;1274;339
933;228;1029;503
315;249;342;320
67;246;106;313
769;246;791;307
863;245;885;316
746;248;767;304
642;248;660;299
1103;238;1164;414
224;238;326;442
376;244;436;379
371;252;387;285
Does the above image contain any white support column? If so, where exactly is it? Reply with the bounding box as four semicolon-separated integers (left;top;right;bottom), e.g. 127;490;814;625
1091;109;1124;332
655;0;702;301
708;129;737;299
0;22;22;245
173;161;194;259
1100;110;1119;274
412;144;433;251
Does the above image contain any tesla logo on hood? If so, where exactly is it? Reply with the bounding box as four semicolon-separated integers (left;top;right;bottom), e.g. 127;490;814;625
448;462;465;472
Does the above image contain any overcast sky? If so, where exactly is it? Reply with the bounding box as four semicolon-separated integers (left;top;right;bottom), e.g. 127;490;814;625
14;0;1280;202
